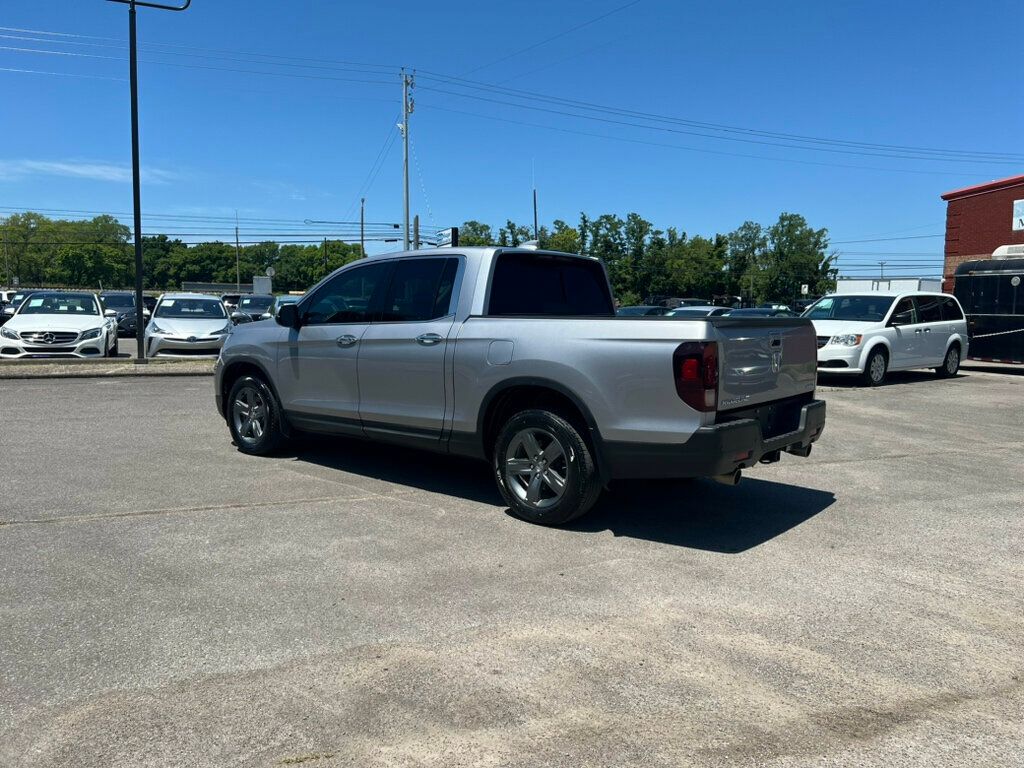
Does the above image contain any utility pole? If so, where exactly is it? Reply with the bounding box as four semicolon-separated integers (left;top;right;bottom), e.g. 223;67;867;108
360;197;365;257
323;237;328;277
413;214;420;250
2;218;9;288
532;158;539;241
532;188;539;241
107;0;191;361
401;69;414;250
880;261;887;280
234;210;241;290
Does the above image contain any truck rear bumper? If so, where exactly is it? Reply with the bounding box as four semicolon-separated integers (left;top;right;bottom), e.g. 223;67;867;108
603;399;826;480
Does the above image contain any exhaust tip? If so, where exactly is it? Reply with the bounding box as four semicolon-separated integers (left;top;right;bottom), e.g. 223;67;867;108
711;469;742;486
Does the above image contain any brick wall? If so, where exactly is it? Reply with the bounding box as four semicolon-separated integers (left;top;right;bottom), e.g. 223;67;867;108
942;178;1024;291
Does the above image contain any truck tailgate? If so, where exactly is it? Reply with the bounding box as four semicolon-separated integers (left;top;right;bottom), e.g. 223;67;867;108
710;318;818;411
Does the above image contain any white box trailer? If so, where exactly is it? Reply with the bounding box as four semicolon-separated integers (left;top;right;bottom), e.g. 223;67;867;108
835;278;942;294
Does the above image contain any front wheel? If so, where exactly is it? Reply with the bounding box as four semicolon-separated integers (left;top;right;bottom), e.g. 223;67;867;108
860;347;888;387
227;375;286;455
493;409;602;526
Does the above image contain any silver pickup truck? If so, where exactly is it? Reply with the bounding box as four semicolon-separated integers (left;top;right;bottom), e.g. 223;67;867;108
214;246;825;525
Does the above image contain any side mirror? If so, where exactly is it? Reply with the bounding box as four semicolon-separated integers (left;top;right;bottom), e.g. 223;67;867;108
230;311;250;325
889;313;911;327
277;303;301;329
104;308;117;318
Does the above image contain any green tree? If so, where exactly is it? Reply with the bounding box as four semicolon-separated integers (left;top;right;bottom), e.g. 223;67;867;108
458;220;494;246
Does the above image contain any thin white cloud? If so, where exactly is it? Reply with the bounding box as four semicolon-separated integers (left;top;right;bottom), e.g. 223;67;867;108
0;159;178;184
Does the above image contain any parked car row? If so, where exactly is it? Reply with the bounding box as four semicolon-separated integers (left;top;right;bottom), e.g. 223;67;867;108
0;289;304;360
615;290;969;386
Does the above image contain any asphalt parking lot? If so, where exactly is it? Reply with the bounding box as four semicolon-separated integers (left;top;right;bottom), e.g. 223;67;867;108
1;370;1021;767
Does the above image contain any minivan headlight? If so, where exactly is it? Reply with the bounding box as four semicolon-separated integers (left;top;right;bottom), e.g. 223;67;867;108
0;326;19;340
830;334;863;347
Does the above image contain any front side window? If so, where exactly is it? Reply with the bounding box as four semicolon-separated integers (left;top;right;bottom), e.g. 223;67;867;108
304;262;390;325
155;298;227;319
20;294;99;316
379;258;459;322
889;297;916;326
488;252;613;316
915;295;942;323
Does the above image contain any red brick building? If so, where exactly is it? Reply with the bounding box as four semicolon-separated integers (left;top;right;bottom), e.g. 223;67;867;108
941;173;1024;291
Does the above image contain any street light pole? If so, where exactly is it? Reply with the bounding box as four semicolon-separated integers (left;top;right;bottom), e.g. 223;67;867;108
107;0;191;361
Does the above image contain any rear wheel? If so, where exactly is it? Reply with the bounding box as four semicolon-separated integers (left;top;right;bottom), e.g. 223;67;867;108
227;375;286;455
935;344;960;377
860;347;888;387
493;409;602;526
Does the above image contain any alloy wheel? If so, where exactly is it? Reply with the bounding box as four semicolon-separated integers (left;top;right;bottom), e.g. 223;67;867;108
946;348;959;374
504;428;569;510
232;385;268;445
870;353;886;384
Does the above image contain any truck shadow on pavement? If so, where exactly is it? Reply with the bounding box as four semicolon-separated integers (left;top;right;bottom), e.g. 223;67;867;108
291;436;834;553
570;478;835;553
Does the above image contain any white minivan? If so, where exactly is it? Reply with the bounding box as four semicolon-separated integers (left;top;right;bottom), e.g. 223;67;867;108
804;292;969;386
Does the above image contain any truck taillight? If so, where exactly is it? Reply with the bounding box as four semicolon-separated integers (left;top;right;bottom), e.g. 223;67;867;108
673;341;718;412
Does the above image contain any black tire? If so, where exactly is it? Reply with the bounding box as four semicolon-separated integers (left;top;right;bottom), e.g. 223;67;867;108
493;409;603;526
860;346;888;387
935;344;960;378
226;374;286;455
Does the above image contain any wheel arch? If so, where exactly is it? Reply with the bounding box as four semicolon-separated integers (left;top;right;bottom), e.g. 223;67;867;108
474;377;609;483
219;357;290;434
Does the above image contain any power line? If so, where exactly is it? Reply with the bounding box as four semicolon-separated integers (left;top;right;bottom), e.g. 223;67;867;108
7;24;1021;164
461;0;642;76
414;71;1024;163
416;103;983;177
831;234;944;244
416;83;1020;166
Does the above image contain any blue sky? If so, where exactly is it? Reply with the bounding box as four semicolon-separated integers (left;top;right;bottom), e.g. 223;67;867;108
1;0;1021;275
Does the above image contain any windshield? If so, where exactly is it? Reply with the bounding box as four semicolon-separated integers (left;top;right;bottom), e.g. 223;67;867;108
239;295;274;310
19;293;99;316
102;294;135;309
155;298;227;319
804;295;895;322
617;306;663;316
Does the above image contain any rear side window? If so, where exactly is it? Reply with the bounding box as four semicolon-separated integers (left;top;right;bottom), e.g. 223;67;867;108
940;297;964;321
487;252;613;316
380;258;459;322
915;295;942;323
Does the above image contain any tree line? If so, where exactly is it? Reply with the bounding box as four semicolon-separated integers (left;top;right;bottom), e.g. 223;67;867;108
460;211;837;305
1;210;836;303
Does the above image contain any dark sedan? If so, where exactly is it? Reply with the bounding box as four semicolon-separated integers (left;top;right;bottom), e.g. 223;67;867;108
232;294;275;323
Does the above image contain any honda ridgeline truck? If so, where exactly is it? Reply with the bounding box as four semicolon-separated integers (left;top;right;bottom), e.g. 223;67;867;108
214;246;825;525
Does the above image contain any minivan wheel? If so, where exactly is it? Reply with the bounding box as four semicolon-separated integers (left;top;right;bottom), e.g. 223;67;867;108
936;345;960;377
493;409;602;526
861;347;888;387
227;374;285;455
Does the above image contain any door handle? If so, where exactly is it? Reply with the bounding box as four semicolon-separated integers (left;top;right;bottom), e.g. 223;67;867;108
416;333;444;346
336;334;358;347
923;328;931;333
914;329;922;334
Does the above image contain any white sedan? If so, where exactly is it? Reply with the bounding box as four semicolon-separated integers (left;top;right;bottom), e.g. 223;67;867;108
0;291;118;359
805;291;969;386
145;293;233;358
